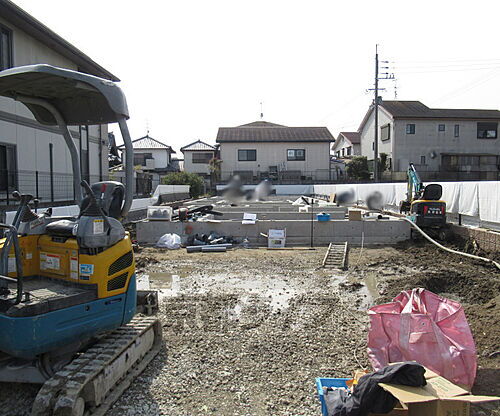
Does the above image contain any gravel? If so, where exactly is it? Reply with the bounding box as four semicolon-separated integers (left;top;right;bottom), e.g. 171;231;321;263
1;243;499;416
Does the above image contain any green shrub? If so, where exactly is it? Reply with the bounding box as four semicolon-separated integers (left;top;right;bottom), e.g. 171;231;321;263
161;172;204;198
346;156;370;180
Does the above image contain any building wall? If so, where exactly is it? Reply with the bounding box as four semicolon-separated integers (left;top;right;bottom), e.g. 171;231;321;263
0;15;108;202
392;118;500;172
182;150;214;175
360;108;394;163
132;149;170;169
219;141;331;179
332;136;361;158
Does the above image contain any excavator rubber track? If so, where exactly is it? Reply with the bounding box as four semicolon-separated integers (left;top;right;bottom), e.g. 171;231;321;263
31;316;163;416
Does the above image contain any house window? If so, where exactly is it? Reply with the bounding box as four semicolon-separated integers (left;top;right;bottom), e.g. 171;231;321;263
0;143;17;191
238;149;256;161
420;156;426;165
341;148;345;157
454;124;460;137
438;124;445;132
381;124;391;141
192;152;212;164
477;122;498;139
287;149;305;161
0;25;13;71
336;151;340;158
133;152;153;166
346;146;352;156
406;124;415;134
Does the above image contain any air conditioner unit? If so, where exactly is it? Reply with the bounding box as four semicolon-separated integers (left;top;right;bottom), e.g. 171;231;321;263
145;158;155;169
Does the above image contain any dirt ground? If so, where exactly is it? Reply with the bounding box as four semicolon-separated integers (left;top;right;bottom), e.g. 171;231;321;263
1;241;498;415
109;241;500;416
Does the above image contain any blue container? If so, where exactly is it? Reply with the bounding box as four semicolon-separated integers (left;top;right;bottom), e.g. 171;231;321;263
316;377;351;416
317;213;331;222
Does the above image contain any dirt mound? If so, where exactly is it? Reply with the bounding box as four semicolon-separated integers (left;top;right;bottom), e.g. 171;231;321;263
382;270;500;305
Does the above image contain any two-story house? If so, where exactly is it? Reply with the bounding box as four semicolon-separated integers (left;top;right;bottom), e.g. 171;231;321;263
332;132;361;159
0;0;116;205
180;139;217;187
359;100;500;181
216;121;334;183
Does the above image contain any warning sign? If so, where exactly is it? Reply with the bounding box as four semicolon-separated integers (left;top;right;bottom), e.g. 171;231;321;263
93;219;104;234
40;253;61;271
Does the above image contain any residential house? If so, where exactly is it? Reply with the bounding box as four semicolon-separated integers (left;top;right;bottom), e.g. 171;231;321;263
216;121;334;183
358;100;500;181
332;132;361;159
117;134;177;195
0;0;116;205
181;139;217;188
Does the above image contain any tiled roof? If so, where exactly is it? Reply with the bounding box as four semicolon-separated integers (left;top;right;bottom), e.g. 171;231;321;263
119;135;175;152
217;121;334;143
338;132;360;144
180;140;216;152
380;101;500;120
238;121;286;127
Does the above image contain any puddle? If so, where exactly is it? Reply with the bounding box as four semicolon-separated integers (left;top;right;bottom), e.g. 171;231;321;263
148;270;299;312
332;272;379;310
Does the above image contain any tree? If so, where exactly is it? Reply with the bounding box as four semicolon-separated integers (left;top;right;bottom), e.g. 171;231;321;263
161;172;204;198
346;156;370;180
208;157;222;184
379;153;388;173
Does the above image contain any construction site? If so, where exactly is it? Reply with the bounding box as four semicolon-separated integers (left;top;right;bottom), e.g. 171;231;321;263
0;34;499;416
2;185;499;415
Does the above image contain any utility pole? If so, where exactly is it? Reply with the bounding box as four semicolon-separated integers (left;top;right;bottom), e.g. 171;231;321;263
369;45;394;182
374;46;379;182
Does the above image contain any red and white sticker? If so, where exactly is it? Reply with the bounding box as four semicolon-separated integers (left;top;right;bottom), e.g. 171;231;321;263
40;253;61;270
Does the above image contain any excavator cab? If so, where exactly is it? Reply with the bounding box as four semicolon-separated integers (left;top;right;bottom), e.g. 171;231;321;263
400;163;449;240
0;65;161;415
409;183;447;228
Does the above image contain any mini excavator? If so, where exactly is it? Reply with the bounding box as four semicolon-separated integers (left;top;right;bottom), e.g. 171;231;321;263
0;65;162;416
400;163;451;240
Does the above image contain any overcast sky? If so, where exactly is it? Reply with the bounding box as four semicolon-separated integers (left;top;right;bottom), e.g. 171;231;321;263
13;0;500;151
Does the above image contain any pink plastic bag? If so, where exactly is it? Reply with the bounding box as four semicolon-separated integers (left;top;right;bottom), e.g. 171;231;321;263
367;288;477;387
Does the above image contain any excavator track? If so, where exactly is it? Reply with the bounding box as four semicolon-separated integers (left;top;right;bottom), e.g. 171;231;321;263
31;316;163;416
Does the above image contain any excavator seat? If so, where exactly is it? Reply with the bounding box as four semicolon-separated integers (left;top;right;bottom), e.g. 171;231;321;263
45;219;77;238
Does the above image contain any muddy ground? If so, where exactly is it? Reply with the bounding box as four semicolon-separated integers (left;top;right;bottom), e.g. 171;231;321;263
0;241;498;415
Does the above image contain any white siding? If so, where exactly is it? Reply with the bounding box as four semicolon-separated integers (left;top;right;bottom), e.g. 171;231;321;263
393;119;500;171
0;15;109;201
359;107;394;162
219;141;331;180
183;150;214;175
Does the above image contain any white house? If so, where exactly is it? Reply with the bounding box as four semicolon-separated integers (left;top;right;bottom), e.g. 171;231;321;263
0;0;116;205
181;139;217;187
216;121;334;183
358;100;500;181
332;132;361;159
117;135;177;193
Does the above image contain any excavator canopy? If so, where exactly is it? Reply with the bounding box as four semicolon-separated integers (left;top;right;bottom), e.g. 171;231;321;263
0;64;129;125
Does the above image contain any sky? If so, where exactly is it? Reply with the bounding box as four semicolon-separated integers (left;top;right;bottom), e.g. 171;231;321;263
12;0;500;151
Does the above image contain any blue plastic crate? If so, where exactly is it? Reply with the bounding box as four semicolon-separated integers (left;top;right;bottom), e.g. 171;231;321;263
316;377;351;416
317;213;331;222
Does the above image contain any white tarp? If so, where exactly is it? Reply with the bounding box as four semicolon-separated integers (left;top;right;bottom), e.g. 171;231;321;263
313;181;500;224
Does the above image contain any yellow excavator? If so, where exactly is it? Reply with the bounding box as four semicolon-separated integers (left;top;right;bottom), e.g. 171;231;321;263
400;163;451;241
0;64;162;416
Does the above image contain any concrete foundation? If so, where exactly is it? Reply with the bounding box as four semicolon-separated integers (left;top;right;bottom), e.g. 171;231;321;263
137;218;411;246
214;211;346;221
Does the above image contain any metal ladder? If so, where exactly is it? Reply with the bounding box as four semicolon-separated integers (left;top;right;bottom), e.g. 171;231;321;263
322;242;348;270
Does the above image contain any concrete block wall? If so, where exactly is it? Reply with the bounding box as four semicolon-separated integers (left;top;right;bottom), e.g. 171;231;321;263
450;224;500;253
136;218;411;246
